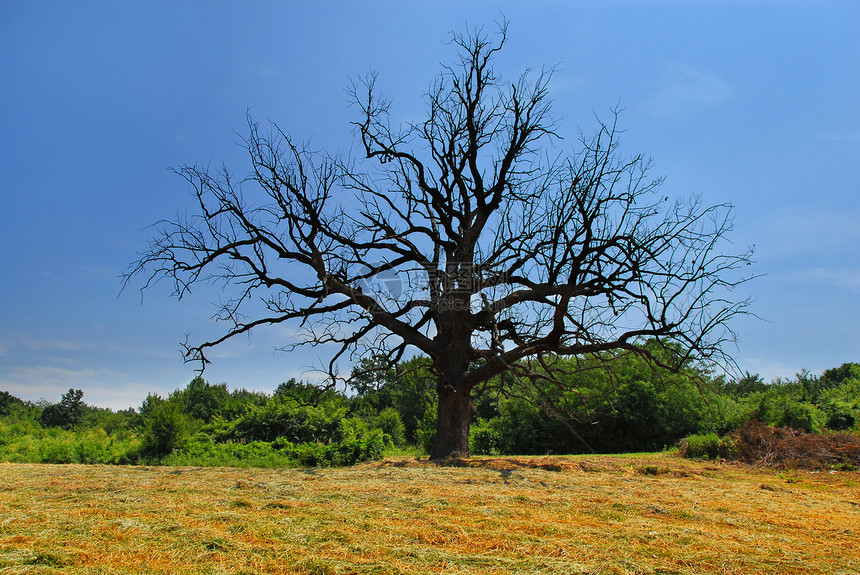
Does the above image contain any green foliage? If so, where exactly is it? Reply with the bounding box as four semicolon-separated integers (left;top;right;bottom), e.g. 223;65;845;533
470;418;502;456
741;374;840;433
777;401;823;433
40;388;87;429
274;378;339;406
0;390;22;416
160;438;297;468
163;417;384;468
414;398;438;454
0;417;139;465
475;352;723;455
2;356;857;468
139;400;192;458
348;355;397;402
390;358;437;444
372;407;406;447
678;433;737;460
821;400;857;431
820;362;860;388
347;356;436;445
138;393;163;419
327;418;386;466
818;376;860;431
172;376;230;422
87;407;137;438
228;398;345;444
186;391;385;467
170;376;268;422
718;371;768;397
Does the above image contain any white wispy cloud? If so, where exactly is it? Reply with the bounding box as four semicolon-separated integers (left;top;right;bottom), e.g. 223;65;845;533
793;267;860;293
641;63;735;120
546;71;588;99
1;365;105;400
757;209;860;259
241;57;278;77
21;337;92;352
0;365;157;409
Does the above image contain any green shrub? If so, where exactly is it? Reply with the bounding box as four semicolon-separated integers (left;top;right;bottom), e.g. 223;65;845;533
823;401;856;431
470;419;502;456
328;419;385;465
163;438;296;468
778;402;823;433
199;415;237;442
679;433;720;459
373;407;406;447
678;432;737;460
38;436;78;464
231;399;345;444
290;442;328;467
139;401;191;458
172;376;237;422
0;390;21;416
414;401;437;455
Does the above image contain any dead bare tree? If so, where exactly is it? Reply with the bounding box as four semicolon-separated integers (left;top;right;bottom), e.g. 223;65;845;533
126;23;753;459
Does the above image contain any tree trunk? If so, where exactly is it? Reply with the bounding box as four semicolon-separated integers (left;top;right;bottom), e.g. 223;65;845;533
431;384;475;459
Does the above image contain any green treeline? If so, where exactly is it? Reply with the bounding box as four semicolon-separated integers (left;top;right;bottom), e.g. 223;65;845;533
1;352;858;466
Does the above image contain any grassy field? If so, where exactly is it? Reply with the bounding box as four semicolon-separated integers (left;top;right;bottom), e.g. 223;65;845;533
0;453;857;574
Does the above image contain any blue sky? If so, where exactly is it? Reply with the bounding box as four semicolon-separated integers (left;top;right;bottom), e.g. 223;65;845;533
1;1;858;409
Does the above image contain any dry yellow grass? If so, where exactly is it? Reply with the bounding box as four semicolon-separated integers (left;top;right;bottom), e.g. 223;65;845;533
0;453;858;574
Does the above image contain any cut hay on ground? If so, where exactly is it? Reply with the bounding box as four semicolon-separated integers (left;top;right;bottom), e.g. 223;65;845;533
1;453;857;574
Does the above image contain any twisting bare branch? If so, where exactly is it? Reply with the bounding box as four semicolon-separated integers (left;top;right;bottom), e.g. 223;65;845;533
125;21;754;458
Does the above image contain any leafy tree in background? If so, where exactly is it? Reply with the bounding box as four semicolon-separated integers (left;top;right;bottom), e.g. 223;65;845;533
719;371;768;397
138;393;164;420
815;365;859;431
126;22;753;458
172;376;230;422
348;356;437;445
349;355;398;398
0;390;21;417
470;348;722;455
819;362;860;389
274;378;341;407
40;388;87;430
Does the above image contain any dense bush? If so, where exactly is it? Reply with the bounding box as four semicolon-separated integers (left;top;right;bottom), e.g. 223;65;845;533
677;433;737;460
470;418;502;456
326;418;386;466
372;407;406;447
822;400;856;431
228;398;345;444
1;358;857;467
139;400;193;458
0;417;139;465
777;401;823;433
469;351;726;455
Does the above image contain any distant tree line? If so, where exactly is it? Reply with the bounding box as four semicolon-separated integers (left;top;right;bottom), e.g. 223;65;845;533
0;352;857;467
